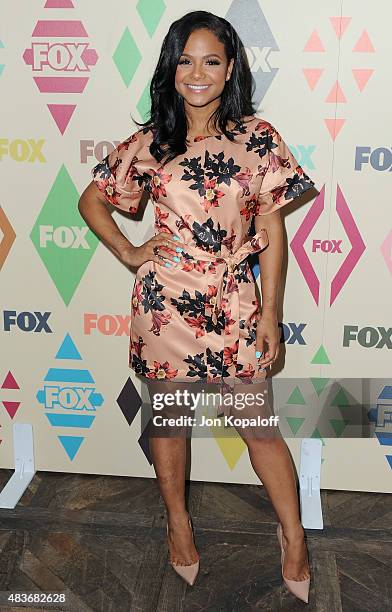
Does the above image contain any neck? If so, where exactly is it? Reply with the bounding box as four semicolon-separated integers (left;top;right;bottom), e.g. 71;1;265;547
184;98;221;134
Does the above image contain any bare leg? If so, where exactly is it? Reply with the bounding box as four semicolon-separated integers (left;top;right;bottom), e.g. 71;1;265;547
243;436;310;580
149;437;199;566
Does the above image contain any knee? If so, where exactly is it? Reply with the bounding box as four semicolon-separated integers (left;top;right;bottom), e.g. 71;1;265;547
243;436;282;452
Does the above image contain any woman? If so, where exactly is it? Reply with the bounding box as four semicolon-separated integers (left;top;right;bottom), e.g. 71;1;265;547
79;10;315;603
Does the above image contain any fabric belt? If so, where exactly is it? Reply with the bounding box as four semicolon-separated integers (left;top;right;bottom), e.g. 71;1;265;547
179;229;269;381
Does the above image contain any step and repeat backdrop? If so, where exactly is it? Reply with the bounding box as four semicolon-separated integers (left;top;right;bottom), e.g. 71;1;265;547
1;1;391;492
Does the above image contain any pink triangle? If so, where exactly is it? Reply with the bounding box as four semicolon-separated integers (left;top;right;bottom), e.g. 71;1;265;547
1;370;19;389
302;68;324;90
324;118;346;140
329;16;351;39
47;104;76;134
2;401;21;419
325;80;347;103
304;30;325;52
352;68;374;91
353;30;375;52
44;0;74;7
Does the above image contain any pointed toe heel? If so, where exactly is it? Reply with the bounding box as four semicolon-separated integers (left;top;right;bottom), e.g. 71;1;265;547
277;522;310;604
169;555;200;586
167;515;200;586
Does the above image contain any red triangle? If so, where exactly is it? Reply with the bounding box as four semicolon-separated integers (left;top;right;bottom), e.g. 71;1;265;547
329;17;351;39
325;81;347;103
352;68;374;91
304;30;325;52
2;401;20;419
47;104;76;135
324;118;346;140
353;30;375;52
302;68;324;90
1;370;19;389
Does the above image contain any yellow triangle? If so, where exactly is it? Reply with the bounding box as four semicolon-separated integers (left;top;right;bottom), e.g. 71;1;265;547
207;415;247;469
214;434;247;470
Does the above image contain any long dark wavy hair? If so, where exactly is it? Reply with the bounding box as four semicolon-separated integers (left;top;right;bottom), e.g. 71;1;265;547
132;10;256;165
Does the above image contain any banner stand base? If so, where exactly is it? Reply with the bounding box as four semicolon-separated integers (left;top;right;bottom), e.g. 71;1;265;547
299;438;323;529
0;423;36;509
0;427;324;522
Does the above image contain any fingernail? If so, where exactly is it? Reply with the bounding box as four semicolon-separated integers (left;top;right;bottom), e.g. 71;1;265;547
173;256;180;262
175;246;183;253
173;235;180;241
255;350;262;358
165;262;172;268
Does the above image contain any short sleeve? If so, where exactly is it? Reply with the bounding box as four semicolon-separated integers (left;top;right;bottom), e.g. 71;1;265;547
255;124;315;215
91;127;153;213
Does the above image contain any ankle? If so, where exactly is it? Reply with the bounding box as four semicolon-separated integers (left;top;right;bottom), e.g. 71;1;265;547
281;522;305;543
167;510;190;526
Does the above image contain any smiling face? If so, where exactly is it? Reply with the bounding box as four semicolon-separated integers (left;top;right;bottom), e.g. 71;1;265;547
175;28;234;113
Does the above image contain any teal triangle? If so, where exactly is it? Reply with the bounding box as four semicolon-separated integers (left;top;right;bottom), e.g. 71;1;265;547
285;417;306;435
310;377;329;396
329;419;348;437
311;345;331;365
331;387;349;407
0;40;4;48
287;386;306;405
55;333;82;360
311;428;325;445
58;435;84;460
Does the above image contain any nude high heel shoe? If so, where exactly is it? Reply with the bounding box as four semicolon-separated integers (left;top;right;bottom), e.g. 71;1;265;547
277;522;310;604
166;514;200;586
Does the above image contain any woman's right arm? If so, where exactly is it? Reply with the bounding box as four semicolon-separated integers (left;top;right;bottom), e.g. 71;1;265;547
78;180;137;266
78;181;185;270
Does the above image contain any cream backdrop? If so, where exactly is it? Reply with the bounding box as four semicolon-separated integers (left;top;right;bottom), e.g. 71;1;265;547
1;1;391;493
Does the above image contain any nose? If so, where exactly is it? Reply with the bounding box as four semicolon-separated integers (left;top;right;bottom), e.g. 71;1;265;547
190;62;206;80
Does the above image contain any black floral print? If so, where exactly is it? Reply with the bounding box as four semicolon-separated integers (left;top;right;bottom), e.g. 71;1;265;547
92;115;315;382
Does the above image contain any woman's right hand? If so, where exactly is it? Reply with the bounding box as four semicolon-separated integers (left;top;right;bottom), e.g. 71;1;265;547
120;232;187;270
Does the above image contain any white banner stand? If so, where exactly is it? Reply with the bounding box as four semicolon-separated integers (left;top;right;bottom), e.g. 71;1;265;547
299;438;323;529
0;423;36;509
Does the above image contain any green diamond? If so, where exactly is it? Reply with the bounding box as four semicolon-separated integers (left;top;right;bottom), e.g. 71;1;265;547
137;0;166;37
113;28;141;87
30;165;99;306
0;39;4;76
137;79;151;121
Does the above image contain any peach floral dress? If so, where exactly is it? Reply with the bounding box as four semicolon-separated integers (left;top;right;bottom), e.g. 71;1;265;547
92;115;314;387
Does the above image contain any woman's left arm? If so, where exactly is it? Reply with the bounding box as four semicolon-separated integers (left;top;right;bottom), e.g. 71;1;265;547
254;210;283;368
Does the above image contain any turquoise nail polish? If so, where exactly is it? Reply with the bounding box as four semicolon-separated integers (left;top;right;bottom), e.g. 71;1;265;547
165;262;172;268
173;256;180;262
173;235;180;241
175;246;183;253
255;350;262;358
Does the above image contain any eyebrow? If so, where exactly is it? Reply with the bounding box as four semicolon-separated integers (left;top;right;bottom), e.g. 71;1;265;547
179;53;222;59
